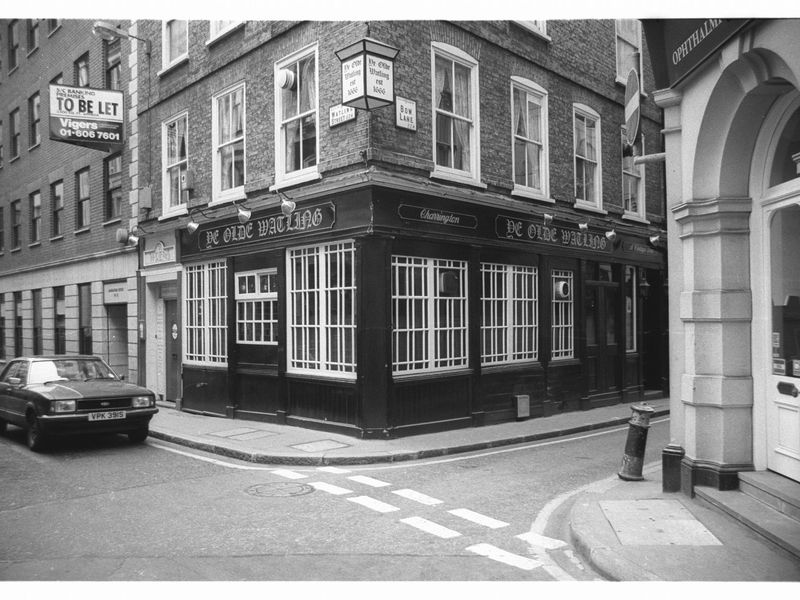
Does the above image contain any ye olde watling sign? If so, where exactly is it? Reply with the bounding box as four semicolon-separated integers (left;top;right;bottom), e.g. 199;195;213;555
49;84;124;152
398;204;478;229
496;215;611;252
197;202;335;251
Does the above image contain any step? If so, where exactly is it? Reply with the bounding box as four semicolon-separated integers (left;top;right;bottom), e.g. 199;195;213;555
738;471;800;523
695;485;800;560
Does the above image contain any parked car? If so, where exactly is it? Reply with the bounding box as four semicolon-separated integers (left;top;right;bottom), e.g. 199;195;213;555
0;355;158;451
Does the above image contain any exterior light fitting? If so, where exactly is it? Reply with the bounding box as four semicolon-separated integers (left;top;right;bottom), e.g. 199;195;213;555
115;225;149;246
279;192;296;217
649;234;661;246
579;222;589;231
235;202;251;224
186;220;200;234
335;37;399;111
543;213;554;225
92;21;151;54
605;229;617;241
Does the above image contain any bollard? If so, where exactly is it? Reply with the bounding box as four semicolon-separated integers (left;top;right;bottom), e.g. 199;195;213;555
618;403;655;481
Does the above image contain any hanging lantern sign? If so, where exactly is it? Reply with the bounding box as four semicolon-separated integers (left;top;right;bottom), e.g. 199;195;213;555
335;38;399;111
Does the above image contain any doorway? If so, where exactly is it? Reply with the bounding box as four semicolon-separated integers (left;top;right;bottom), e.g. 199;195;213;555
584;263;621;404
164;299;180;401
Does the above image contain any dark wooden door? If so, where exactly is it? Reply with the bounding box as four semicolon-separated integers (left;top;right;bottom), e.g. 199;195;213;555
585;281;621;401
164;300;180;401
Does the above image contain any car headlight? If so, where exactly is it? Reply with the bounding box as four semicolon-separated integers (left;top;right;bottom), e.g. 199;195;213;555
132;396;153;408
52;400;76;413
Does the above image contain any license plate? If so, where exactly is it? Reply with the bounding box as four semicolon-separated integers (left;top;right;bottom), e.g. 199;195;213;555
88;410;126;421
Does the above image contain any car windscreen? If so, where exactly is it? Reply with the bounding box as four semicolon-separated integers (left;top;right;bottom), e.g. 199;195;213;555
28;359;118;384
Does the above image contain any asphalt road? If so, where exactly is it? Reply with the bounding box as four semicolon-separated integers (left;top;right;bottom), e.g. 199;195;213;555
0;417;669;581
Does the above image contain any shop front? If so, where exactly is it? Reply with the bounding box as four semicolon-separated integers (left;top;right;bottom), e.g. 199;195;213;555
176;185;665;438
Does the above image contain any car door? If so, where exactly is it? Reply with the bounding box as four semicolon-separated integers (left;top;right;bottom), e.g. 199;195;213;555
0;360;26;425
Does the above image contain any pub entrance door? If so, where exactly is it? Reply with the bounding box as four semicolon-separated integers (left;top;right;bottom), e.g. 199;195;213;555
584;263;621;406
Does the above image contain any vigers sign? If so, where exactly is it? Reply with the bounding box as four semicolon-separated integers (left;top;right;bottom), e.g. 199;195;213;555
49;84;124;152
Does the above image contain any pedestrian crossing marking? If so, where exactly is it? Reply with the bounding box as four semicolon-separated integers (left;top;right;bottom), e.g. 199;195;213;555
392;489;443;506
272;469;307;480
516;531;568;550
348;475;391;488
309;481;353;495
449;508;509;529
401;517;461;539
317;466;350;474
347;496;400;513
466;544;542;571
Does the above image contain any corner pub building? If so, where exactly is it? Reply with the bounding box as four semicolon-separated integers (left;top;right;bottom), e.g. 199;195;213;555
132;20;668;438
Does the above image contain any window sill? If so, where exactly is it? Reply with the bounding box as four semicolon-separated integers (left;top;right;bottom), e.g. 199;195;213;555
74;227;91;236
210;186;246;206
285;370;357;383
622;212;650;224
157;55;189;78
50;235;64;242
103;217;122;227
10;154;21;164
574;201;608;215
206;22;245;47
47;25;61;38
159;206;189;221
271;170;322;191
26;46;39;58
8;66;19;77
430;169;487;190
28;241;41;249
28;141;41;152
511;186;553;203
10;247;21;254
513;22;552;43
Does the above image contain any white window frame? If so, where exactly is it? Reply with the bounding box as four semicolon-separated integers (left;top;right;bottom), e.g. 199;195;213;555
236;269;278;346
273;44;320;190
511;77;550;202
551;269;575;360
481;263;539;366
161;20;188;73
211;82;246;205
207;20;243;45
621;128;648;222
287;240;356;379
184;260;228;366
161;111;189;218
514;21;550;40
573;103;603;212
430;42;482;187
615;19;643;85
392;255;469;376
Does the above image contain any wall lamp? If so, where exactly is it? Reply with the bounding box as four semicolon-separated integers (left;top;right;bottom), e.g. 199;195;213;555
543;213;554;225
186;207;212;235
92;21;151;54
278;191;296;217
649;234;662;246
578;222;589;231
234;200;252;224
115;225;150;246
605;229;617;242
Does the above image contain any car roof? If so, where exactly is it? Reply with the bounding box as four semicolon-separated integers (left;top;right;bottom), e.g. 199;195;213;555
10;355;103;361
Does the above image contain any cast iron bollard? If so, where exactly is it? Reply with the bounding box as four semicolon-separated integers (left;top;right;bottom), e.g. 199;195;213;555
618;403;655;481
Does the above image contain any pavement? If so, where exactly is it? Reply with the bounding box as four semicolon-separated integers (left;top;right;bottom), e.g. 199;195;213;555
147;397;800;582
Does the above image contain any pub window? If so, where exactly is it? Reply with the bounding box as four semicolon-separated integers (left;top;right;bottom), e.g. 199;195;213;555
287;240;356;377
53;286;66;354
212;82;245;203
625;266;637;353
105;153;122;220
162;20;188;70
75;53;89;87
29;190;41;244
184;260;227;365
573;104;602;210
432;42;480;185
28;92;41;148
275;45;318;188
162;111;189;215
236;270;278;345
78;283;92;355
76;168;90;229
551;269;575;360
392;255;468;374
512;77;549;200
51;180;64;238
481;263;539;365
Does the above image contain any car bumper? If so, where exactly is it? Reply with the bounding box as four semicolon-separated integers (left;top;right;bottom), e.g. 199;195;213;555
37;408;158;436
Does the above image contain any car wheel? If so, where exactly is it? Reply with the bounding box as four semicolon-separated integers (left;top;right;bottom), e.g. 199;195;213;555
128;428;148;443
27;417;47;452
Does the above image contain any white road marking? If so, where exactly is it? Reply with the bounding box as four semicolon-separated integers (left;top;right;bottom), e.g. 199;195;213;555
272;469;308;480
400;517;461;539
347;496;400;513
448;508;509;529
466;544;542;571
516;531;567;550
392;489;444;506
308;481;352;495
317;466;350;474
148;442;275;470
347;475;391;488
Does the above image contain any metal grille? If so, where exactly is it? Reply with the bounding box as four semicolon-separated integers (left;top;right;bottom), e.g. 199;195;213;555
481;263;538;365
551;269;574;359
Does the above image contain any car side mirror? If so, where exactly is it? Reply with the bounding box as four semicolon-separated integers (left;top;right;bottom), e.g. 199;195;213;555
7;376;21;386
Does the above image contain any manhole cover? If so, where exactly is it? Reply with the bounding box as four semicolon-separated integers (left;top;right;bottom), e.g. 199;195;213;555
245;482;314;498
